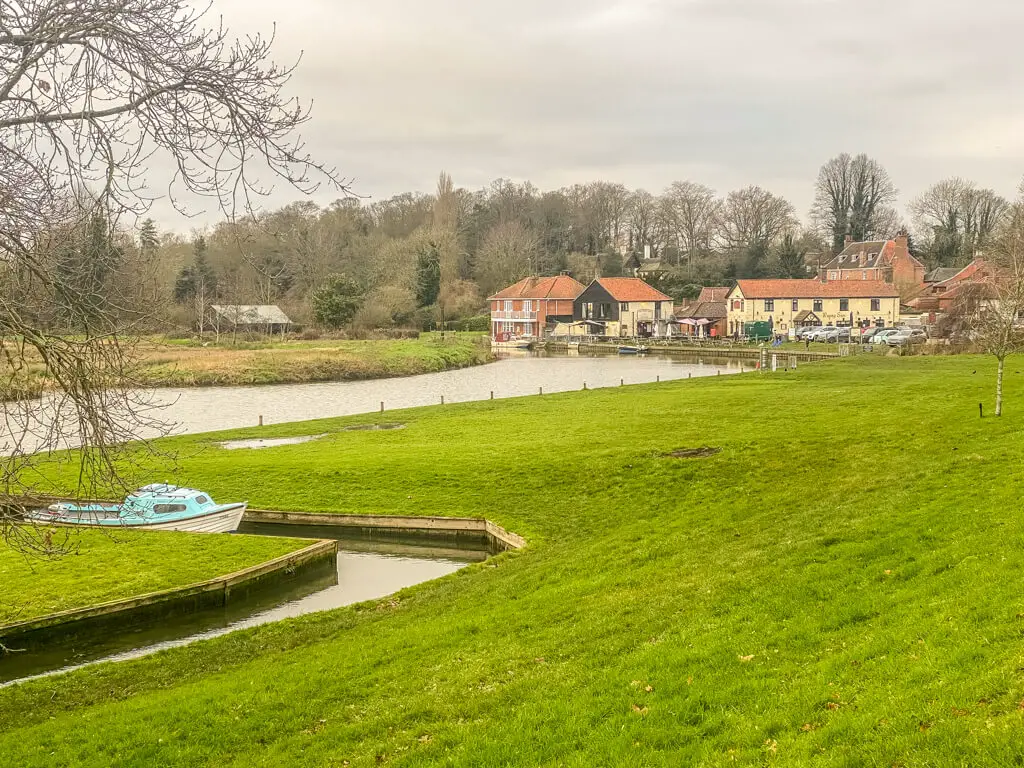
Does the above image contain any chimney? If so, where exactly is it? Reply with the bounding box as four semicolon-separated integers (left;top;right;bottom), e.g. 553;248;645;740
843;234;853;248
895;230;909;253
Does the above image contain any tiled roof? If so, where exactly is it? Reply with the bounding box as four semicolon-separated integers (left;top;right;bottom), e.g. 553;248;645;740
924;267;960;283
733;279;900;299
821;240;894;270
594;277;672;302
933;258;992;289
698;287;731;302
489;275;586;300
676;300;727;320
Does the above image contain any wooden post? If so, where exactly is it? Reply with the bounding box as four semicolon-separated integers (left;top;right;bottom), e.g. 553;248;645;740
979;402;984;418
583;382;587;390
380;401;384;413
656;375;660;383
620;378;624;387
539;386;543;395
490;391;494;400
441;395;445;405
258;415;263;427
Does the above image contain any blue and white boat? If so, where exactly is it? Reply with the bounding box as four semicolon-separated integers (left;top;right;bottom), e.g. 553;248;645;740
27;484;247;534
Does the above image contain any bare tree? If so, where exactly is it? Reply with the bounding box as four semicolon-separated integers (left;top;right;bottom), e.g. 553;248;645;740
0;0;345;549
811;153;898;252
910;178;1010;266
475;220;539;297
626;189;658;258
969;189;1024;416
717;185;797;253
659;181;719;271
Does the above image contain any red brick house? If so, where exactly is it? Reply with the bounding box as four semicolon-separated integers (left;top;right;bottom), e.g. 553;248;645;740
819;232;925;289
488;275;586;341
907;258;996;315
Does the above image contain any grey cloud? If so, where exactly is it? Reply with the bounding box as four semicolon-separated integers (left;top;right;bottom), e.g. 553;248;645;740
148;0;1024;228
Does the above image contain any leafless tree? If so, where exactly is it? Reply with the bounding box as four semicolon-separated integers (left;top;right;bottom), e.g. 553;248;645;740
968;188;1024;416
811;153;898;252
0;0;346;550
910;178;1010;266
475;220;539;297
626;189;658;258
659;181;719;271
717;185;797;253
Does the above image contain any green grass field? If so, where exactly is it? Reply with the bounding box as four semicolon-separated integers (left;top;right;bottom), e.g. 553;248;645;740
0;530;312;626
3;355;1024;765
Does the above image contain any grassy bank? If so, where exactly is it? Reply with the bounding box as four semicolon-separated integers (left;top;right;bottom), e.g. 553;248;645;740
2;335;490;395
0;530;311;626
4;355;1024;765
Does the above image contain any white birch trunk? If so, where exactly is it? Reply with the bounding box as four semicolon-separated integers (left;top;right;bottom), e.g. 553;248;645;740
996;355;1005;417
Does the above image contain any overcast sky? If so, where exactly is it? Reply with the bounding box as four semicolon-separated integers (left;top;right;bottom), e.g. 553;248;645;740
156;0;1024;230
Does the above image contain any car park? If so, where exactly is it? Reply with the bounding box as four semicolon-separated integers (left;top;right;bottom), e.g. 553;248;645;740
870;329;901;346
824;327;851;343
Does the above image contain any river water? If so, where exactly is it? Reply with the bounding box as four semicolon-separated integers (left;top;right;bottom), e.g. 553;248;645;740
142;350;755;435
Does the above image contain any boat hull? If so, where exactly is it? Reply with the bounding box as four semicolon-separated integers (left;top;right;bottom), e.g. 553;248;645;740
26;503;247;534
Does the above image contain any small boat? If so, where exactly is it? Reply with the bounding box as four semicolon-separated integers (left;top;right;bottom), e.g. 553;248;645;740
491;336;535;350
617;344;649;355
25;484;247;533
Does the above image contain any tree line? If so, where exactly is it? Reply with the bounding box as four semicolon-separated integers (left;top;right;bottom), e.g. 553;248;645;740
20;154;1018;333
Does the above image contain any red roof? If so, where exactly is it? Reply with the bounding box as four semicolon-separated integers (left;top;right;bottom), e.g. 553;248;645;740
698;286;731;302
489;275;586;301
734;279;900;299
595;277;672;302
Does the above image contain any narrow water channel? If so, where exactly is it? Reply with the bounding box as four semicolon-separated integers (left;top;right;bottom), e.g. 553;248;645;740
0;525;484;687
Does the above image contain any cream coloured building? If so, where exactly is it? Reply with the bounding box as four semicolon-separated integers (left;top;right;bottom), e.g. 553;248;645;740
726;279;900;336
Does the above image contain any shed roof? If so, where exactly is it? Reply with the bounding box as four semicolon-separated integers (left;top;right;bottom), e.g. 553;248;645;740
211;305;292;325
733;280;900;299
675;300;727;320
593;277;672;302
489;275;586;300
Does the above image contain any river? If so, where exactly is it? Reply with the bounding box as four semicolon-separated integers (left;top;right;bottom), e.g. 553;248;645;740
2;350;754;454
142;350;755;435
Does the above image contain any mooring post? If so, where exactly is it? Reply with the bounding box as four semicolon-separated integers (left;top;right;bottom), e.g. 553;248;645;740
258;415;263;427
620;378;624;387
583;382;587;390
979;402;984;418
539;386;543;395
441;395;445;405
688;372;692;379
490;390;494;400
656;375;660;383
380;401;384;414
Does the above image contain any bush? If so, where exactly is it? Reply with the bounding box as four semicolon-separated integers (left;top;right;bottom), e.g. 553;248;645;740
446;314;489;332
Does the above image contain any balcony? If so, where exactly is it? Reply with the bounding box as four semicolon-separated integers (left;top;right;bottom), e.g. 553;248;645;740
492;311;538;321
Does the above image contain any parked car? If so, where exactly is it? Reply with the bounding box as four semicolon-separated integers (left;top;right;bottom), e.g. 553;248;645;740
807;326;837;342
886;328;928;347
824;327;851;343
859;327;882;343
798;326;821;340
870;329;902;346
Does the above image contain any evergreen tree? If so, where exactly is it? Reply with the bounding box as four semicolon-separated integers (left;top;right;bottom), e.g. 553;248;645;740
139;218;159;254
415;244;441;307
311;274;363;328
599;250;623;277
174;237;217;303
774;234;808;278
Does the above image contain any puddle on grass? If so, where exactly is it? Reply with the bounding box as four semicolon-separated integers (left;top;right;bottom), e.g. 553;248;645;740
0;523;486;686
343;423;405;431
219;434;327;450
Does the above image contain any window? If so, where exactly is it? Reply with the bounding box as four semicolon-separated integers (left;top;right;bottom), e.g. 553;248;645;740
764;299;774;311
839;298;849;311
861;271;867;280
829;271;837;280
598;303;610;319
503;300;512;312
732;300;742;310
195;495;209;505
620;302;629;312
583;302;593;319
153;504;187;515
791;299;799;312
813;299;823;312
523;300;532;312
871;298;880;311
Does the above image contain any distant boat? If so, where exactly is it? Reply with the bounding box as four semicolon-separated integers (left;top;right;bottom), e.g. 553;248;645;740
491;337;535;350
25;484;246;533
617;345;649;355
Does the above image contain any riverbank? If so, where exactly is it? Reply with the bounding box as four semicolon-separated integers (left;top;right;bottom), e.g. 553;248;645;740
2;335;491;396
4;355;1024;765
0;529;311;626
